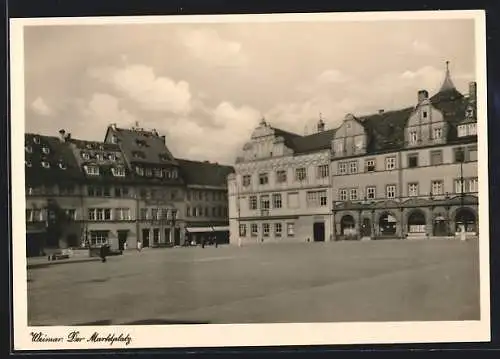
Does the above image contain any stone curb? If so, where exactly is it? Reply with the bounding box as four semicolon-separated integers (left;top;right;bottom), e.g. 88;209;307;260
27;257;101;269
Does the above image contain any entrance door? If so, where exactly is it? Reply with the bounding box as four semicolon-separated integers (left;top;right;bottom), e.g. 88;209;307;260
164;228;171;245
433;218;447;236
313;222;325;242
142;229;150;247
153;228;160;245
174;228;181;246
360;218;371;237
118;230;128;251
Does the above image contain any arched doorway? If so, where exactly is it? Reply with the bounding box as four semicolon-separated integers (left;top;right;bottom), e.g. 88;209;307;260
455;208;477;234
379;212;397;236
433;214;448;236
407;210;426;234
340;215;356;238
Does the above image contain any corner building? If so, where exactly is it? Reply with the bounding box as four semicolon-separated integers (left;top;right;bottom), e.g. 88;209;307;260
228;118;335;244
331;64;478;240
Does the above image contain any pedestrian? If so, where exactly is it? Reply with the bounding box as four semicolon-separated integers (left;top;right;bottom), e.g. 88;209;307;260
201;236;205;249
214;236;218;248
238;237;242;247
137;240;142;252
99;243;107;263
123;241;128;251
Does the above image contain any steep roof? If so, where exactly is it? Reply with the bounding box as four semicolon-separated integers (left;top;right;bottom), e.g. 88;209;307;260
176;159;234;187
24;134;83;185
289;128;337;154
105;126;178;166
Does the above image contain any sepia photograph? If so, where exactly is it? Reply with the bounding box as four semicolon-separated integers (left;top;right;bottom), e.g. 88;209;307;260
10;10;490;350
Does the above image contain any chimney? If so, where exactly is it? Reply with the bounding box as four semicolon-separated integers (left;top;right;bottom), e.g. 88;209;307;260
317;119;325;133
469;81;477;102
111;123;117;131
58;129;66;142
418;90;429;103
160;135;166;144
378;109;385;114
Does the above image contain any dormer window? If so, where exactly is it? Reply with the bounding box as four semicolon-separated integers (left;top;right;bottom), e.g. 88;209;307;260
423;111;428;118
99;145;104;150
112;167;126;177
335;141;344;154
41;161;50;169
111;135;118;144
25;160;32;167
132;151;146;159
33;137;40;144
108;153;116;161
468;123;477;136
409;131;418;145
86;143;92;149
25;145;33;153
135;166;144;176
58;162;67;170
433;127;442;140
84;165;99;176
96;153;104;161
159;153;169;161
145;168;152;177
163;169;171;178
154;169;163;178
466;106;474;119
81;152;90;160
172;169;178;179
136;139;147;147
42;146;50;154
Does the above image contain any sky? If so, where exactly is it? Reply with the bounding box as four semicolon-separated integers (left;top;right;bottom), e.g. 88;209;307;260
23;17;476;165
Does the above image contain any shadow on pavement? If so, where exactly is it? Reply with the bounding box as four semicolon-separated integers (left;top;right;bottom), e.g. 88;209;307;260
75;319;210;325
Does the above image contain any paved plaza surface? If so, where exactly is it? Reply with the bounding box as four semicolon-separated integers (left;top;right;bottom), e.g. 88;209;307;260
27;240;480;326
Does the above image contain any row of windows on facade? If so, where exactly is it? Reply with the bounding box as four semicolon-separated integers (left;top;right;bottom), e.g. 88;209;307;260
25;160;67;170
239;222;295;238
26;208;77;222
185;206;229;218
242;165;329;187
79;151;120;162
244;190;328;211
337;145;477;175
337;177;478;201
332;123;477;155
26;183;228;202
134;166;178;179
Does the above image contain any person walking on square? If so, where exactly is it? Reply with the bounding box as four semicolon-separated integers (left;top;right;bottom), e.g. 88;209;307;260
99;243;108;263
137;240;142;252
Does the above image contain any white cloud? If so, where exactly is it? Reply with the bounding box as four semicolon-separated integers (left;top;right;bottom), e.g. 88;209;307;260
411;40;434;55
83;93;137;126
89;64;192;115
178;28;246;68
30;96;52;116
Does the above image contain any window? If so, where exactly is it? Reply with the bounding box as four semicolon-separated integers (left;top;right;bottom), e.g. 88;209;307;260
339;189;348;201
468;177;478;193
103;186;111;197
317;165;329;178
251;223;258;237
186;206;191;217
153;169;163;178
468;145;478;162
468;123;477;136
25;209;33;222
408;154;418;168
385;157;396;170
433;127;442;140
151;208;159;220
455;179;465;194
58;162;67;170
457;125;467;137
320;191;327;206
33;137;40;144
287;223;295;237
272;193;282;209
81;152;90;160
336;162;346;175
409;130;418;144
132;151;146;159
25;160;32;167
135;166;144;176
349;161;358;174
287;192;299;208
112;167;126;177
295;168;307;181
41;161;50;169
260;195;270;210
335;141;344;154
365;159;376;172
430;150;443;166
242;175;251;186
85;165;99;176
108;153;117;161
88;209;96;221
25;145;32;153
104;208;112;220
454;147;465;163
366;186;376;199
41;146;50;154
259;173;269;185
386;185;396;199
140;208;148;220
431;180;443;195
307;190;328;207
275;223;282;237
349;188;358;201
60;184;75;195
276;170;287;183
145;168;153;177
90;231;108;246
239;224;247;237
115;208;131;221
263;223;270;237
172;169;178;179
249;196;258;210
423;111;428;118
408;183;419;197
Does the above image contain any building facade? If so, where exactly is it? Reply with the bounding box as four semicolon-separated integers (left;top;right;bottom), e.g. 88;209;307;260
331;64;478;240
24;125;233;256
228;118;335;245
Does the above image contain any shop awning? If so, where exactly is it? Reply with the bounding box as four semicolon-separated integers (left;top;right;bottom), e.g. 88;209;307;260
186;227;214;233
212;226;229;232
